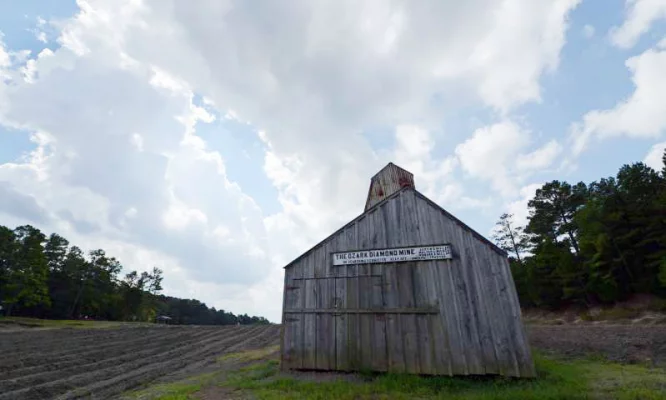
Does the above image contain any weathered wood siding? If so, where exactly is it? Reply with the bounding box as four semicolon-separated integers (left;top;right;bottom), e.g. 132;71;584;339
281;188;535;377
365;163;415;211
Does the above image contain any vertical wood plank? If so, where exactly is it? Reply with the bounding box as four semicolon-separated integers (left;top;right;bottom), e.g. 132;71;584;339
404;191;434;374
327;277;337;370
280;267;289;369
369;208;388;372
414;196;452;375
334;230;349;371
315;276;330;369
322;240;336;370
495;252;534;377
303;277;317;369
464;237;499;374
398;264;420;374
414;195;461;374
346;270;360;370
359;273;373;371
491;252;521;376
416;315;433;374
453;236;484;374
434;235;468;373
281;268;294;369
383;263;405;373
371;275;388;371
346;223;361;370
413;263;433;375
299;251;316;370
478;250;514;376
290;261;306;370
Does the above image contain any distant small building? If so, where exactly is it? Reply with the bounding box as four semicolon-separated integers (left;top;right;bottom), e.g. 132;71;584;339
155;315;172;324
280;163;535;377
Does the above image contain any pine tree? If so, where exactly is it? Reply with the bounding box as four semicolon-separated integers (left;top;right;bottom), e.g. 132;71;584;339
1;226;50;315
526;181;587;255
492;213;530;264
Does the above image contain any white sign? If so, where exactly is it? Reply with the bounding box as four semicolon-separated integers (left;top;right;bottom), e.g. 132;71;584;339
332;245;452;266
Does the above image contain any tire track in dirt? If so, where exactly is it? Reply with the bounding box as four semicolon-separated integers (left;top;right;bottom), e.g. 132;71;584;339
0;325;273;400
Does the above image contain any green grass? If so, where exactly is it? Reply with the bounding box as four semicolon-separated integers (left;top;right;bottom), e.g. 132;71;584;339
126;371;220;400
217;345;280;363
221;354;666;400
123;349;666;400
0;316;138;329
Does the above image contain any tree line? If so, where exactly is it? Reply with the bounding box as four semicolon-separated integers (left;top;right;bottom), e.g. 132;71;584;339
493;149;666;309
0;224;269;325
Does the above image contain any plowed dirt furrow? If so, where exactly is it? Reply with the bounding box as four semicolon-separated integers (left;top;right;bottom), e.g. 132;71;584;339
0;328;218;379
0;328;166;361
0;326;242;394
0;327;144;352
0;328;226;386
0;330;193;380
0;329;210;369
0;326;266;400
0;327;222;371
60;326;278;399
158;325;281;381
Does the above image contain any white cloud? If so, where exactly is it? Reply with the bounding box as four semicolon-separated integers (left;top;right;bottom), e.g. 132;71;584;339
0;0;582;321
506;183;543;228
644;141;666;170
392;125;457;200
571;44;666;155
468;0;581;112
610;0;666;49
36;31;48;43
516;140;562;171
455;121;559;197
0;40;10;68
583;24;595;38
456;121;529;196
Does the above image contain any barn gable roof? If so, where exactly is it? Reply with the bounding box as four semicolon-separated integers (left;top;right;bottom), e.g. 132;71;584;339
283;187;506;269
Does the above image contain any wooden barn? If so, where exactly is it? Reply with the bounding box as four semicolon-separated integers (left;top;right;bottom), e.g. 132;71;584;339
280;163;535;377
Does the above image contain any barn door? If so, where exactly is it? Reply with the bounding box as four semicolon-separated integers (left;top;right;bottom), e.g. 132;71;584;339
282;275;387;371
283;269;441;374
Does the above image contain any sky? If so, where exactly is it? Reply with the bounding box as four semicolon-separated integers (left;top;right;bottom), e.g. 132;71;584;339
1;0;665;322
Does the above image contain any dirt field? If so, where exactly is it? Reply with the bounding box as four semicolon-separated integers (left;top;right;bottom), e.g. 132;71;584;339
2;321;665;400
528;324;666;366
0;324;280;400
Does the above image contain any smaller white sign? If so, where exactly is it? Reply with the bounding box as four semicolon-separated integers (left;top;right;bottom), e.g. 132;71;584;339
332;245;452;266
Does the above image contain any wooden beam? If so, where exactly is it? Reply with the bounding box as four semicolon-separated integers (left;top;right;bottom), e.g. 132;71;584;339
284;308;439;315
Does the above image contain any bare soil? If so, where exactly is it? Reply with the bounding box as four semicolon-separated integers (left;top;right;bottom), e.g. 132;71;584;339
527;324;666;366
0;324;280;400
2;321;666;399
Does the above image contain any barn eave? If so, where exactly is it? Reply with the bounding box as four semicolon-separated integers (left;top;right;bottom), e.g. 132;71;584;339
283;187;506;270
